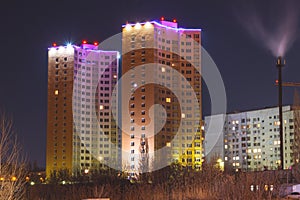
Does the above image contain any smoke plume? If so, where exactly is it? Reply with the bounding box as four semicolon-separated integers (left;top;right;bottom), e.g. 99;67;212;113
236;1;299;57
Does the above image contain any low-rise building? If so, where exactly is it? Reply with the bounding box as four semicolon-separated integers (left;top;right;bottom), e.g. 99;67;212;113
204;106;296;172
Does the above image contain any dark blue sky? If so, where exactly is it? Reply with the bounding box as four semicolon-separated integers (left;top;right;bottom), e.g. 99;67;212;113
0;0;299;167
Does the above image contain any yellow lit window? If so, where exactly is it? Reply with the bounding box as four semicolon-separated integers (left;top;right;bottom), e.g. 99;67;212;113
274;121;280;126
54;90;59;95
166;142;171;147
161;67;166;72
166;98;171;103
99;105;104;110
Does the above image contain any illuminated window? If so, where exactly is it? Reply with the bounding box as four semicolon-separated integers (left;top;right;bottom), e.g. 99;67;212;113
54;90;59;95
161;67;166;72
166;98;171;103
99;105;104;110
274;121;280;126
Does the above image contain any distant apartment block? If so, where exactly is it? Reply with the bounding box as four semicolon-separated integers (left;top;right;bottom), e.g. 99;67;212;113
204;106;296;172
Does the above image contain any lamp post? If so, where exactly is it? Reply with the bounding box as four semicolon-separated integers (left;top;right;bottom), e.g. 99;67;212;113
276;56;285;170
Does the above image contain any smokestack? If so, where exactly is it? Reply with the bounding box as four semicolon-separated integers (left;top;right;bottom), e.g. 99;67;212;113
277;56;286;66
276;56;285;170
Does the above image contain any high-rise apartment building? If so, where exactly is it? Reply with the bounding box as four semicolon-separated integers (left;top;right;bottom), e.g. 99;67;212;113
121;19;203;175
204;106;296;172
46;43;120;177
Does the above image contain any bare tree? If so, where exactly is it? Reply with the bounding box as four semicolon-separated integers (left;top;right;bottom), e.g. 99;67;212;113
0;112;27;200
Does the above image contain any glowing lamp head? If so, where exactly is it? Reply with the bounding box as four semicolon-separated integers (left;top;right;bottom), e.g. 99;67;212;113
82;40;87;44
134;23;141;29
275;80;279;84
52;42;57;47
173;19;177;23
161;17;165;21
145;21;152;28
94;41;99;46
66;43;72;48
125;24;132;31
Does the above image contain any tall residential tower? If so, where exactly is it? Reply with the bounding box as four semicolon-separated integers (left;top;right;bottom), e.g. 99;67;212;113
46;43;120;177
121;19;203;175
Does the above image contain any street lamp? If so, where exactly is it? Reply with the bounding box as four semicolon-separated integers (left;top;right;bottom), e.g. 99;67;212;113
217;158;224;171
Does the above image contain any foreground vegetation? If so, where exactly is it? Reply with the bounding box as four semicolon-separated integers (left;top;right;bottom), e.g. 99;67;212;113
0;111;295;199
25;162;288;200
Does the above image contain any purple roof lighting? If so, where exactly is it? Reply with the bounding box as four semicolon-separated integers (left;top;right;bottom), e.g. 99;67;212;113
122;21;202;31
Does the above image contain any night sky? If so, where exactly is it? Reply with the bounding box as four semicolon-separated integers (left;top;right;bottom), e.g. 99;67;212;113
0;0;299;167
